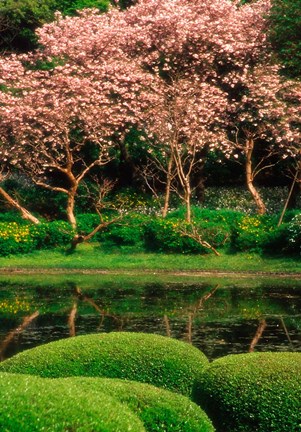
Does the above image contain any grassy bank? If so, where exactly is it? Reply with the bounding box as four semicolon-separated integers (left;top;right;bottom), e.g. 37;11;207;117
0;244;300;275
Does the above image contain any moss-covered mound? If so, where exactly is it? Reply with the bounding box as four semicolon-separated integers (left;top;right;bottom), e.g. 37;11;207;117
195;352;301;432
59;376;215;432
0;332;209;397
0;372;145;432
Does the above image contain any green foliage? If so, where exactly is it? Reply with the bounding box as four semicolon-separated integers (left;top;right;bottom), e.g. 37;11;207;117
0;372;145;431
144;218;203;253
232;214;276;253
0;211;28;223
195;352;301;432
0;332;209;398
256;212;299;255
0;178;67;220
0;222;36;256
56;0;109;16
0;221;74;255
99;213;147;248
0;0;110;52
59;377;215;432
231;212;301;255
0;0;57;51
76;213;102;235
31;221;75;249
269;0;301;78
143;209;236;254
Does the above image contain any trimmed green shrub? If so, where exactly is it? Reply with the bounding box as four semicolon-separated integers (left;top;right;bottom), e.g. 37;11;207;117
0;372;145;432
59;377;215;432
195;352;301;432
0;332;209;398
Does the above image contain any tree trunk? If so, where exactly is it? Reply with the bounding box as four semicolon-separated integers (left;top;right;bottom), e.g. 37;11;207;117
278;168;299;227
0;186;40;224
286;159;301;210
184;179;192;223
66;188;77;229
162;156;173;218
193;146;209;204
245;138;266;214
249;319;267;352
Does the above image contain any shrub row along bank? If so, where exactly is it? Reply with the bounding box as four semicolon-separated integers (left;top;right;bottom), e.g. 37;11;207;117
0;208;300;256
0;333;300;431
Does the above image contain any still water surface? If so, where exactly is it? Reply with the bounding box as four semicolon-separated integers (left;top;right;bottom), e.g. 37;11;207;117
0;274;301;361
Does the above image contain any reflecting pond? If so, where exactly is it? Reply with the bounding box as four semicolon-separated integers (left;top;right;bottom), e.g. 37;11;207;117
0;273;301;361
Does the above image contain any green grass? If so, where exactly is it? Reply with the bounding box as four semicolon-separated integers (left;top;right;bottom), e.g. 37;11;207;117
0;243;300;274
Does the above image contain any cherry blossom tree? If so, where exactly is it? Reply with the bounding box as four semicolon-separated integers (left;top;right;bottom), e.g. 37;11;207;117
0;14;158;231
225;62;301;214
113;0;272;220
22;0;276;221
1;0;300;230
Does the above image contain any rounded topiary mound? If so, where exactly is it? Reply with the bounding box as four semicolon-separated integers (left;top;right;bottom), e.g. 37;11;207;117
0;372;145;432
194;352;301;432
0;332;209;397
59;376;215;432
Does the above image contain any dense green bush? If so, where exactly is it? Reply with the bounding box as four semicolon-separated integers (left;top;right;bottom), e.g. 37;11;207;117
0;222;37;256
0;207;299;256
232;214;276;253
231;212;301;255
59;377;215;432
0;212;28;223
195;352;301;432
32;221;75;249
0;332;209;398
0;220;74;255
99;213;147;247
76;213;102;236
144;208;235;254
144;218;202;253
0;372;145;431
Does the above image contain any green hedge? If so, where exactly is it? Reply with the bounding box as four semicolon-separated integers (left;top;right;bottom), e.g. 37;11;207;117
58;377;215;432
0;372;145;432
0;332;209;398
194;352;301;432
0;208;299;256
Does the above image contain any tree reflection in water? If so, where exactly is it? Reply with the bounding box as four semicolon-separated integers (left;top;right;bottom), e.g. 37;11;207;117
0;277;301;361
